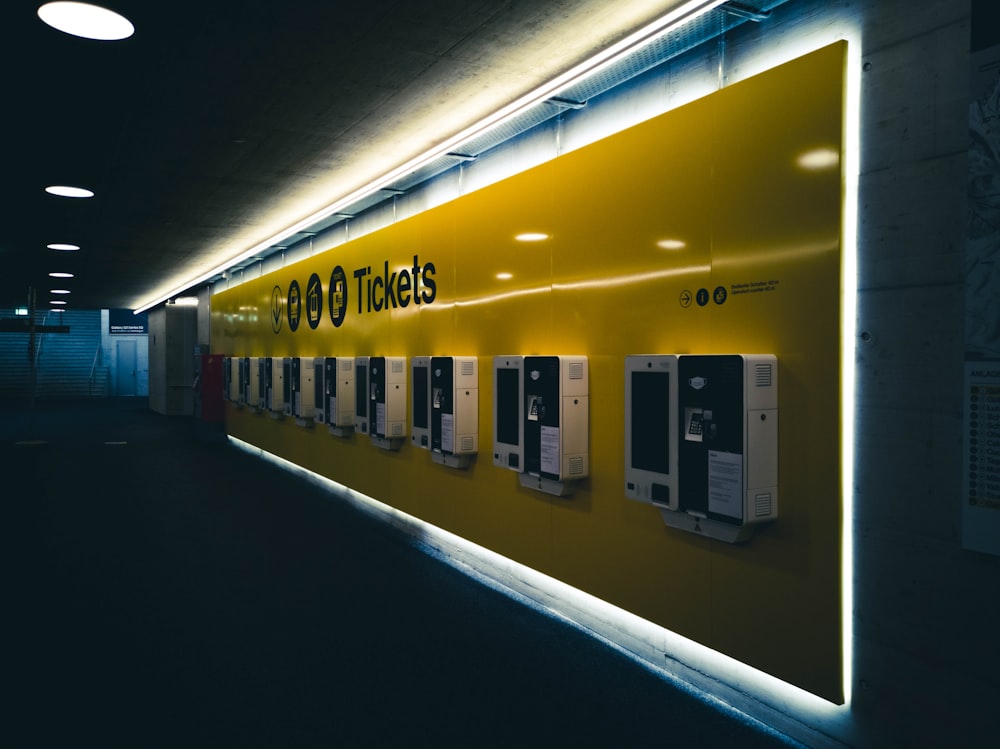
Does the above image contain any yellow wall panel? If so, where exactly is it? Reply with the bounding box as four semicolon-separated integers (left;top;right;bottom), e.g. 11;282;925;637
213;42;847;702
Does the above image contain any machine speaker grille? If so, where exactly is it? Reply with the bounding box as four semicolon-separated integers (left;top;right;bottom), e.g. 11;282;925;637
755;363;772;388
754;492;773;517
568;362;584;380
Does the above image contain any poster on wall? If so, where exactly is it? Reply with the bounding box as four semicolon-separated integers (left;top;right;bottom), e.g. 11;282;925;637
964;0;1000;555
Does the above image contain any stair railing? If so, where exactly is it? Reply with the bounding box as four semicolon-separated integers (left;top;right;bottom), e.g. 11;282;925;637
33;311;48;367
89;344;105;397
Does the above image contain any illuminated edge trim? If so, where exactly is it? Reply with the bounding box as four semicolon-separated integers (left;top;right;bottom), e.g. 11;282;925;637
132;0;727;314
841;30;861;714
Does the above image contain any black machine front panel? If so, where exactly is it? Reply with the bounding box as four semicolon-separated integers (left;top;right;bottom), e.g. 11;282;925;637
431;357;454;452
677;355;744;523
524;356;560;479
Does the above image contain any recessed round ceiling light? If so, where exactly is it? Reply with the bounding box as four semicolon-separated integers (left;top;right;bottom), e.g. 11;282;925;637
48;243;80;251
49;272;75;278
45;185;95;198
50;289;72;294
37;2;135;41
50;307;66;312
515;232;549;242
49;300;67;305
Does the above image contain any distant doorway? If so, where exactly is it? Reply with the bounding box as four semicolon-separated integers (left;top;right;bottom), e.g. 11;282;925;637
116;339;137;396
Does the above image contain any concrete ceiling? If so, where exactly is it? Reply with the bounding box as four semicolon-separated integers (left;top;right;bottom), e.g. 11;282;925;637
0;0;703;313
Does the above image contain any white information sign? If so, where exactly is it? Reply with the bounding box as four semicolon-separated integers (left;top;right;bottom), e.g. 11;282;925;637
540;425;561;476
963;364;1000;554
708;450;744;521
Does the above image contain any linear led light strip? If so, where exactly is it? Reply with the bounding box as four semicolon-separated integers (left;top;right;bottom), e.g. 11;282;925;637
133;0;726;314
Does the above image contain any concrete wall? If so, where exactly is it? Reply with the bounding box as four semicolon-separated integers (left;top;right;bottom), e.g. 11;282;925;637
850;1;1000;747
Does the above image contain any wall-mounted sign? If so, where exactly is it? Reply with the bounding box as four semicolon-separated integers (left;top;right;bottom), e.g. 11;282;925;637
964;3;1000;555
109;309;148;335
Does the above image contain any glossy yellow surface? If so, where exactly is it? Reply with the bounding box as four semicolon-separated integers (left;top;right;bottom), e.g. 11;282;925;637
213;42;847;702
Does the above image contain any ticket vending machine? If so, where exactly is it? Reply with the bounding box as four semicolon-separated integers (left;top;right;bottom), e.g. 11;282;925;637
429;356;478;468
247;356;263;411
493;356;524;472
290;357;315;426
224;357;239;404
519;355;589;497
265;357;285;418
354;356;370;435
624;355;679;510
669;354;778;543
319;357;355;436
253;357;266;411
411;356;432;449
313;358;325;423
281;358;293;417
369;356;407;450
624;354;779;543
239;356;250;406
